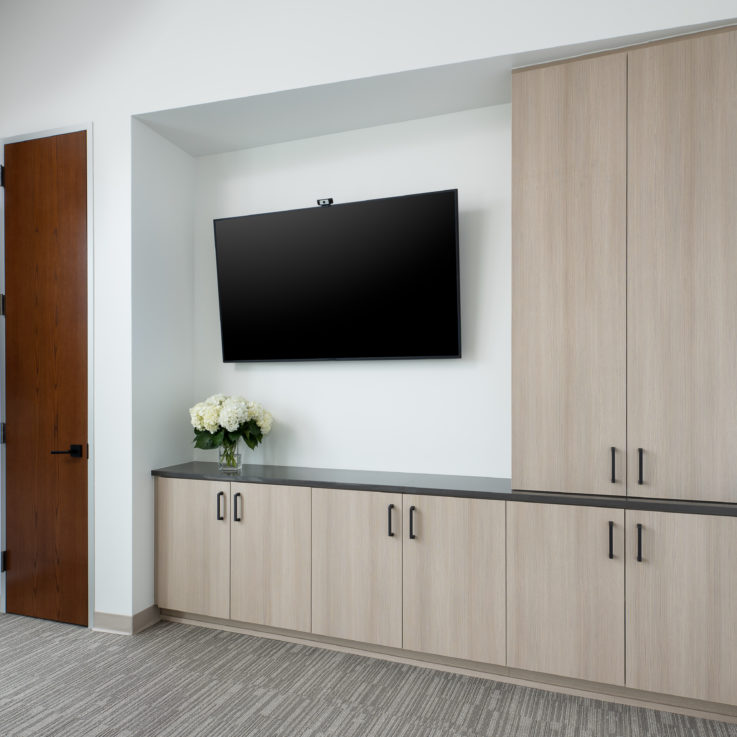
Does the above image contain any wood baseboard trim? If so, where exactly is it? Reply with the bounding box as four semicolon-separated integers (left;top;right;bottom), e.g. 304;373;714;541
159;611;737;724
93;605;161;635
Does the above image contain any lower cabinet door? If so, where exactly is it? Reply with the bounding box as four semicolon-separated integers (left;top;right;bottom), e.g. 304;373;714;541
230;483;311;632
312;487;403;647
626;511;737;705
155;477;230;618
507;502;625;685
403;495;505;664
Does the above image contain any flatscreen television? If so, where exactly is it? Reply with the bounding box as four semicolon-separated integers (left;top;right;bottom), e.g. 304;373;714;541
213;189;461;362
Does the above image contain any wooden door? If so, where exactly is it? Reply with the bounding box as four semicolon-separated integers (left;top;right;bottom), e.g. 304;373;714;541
512;54;627;495
4;131;88;625
507;502;625;685
230;483;311;632
155;478;230;619
628;30;737;502
402;495;505;664
626;511;737;705
312;487;402;647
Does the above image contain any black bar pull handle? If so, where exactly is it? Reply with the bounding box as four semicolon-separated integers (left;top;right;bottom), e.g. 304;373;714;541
638;448;644;485
610;447;616;483
233;492;242;522
608;520;614;559
51;444;83;458
387;504;395;537
216;491;225;521
409;505;417;540
637;523;643;562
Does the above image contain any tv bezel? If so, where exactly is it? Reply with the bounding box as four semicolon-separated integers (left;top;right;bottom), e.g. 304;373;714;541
213;189;462;363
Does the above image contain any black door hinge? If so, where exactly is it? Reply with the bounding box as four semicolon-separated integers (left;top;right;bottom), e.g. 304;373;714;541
1;423;6;444
1;551;7;573
0;293;5;316
0;165;4;187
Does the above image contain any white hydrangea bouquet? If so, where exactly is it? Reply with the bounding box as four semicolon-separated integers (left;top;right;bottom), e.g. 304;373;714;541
189;394;273;472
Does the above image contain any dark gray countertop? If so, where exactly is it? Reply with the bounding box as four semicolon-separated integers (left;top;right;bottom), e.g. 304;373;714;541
152;461;513;498
151;462;737;516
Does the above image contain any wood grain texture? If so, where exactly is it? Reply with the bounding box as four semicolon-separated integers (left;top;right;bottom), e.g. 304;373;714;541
5;131;88;625
626;511;737;705
311;488;402;648
402;495;505;664
230;483;311;632
507;502;625;685
155;478;230;619
628;29;737;502
512;53;627;495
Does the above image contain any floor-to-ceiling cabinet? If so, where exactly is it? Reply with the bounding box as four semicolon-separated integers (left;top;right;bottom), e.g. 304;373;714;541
513;27;737;504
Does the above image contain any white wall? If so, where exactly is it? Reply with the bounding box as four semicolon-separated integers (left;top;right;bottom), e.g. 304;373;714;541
131;120;196;614
193;107;510;476
1;0;735;617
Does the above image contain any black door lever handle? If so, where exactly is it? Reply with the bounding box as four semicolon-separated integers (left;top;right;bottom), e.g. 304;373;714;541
51;444;83;458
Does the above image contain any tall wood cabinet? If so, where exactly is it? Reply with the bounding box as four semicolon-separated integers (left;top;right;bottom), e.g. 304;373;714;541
627;31;737;501
512;52;627;496
513;28;737;503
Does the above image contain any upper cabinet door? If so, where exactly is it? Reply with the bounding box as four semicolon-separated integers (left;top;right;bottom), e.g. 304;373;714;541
628;30;737;502
512;53;627;495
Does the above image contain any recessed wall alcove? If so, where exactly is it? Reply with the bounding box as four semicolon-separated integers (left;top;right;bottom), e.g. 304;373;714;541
129;18;730;613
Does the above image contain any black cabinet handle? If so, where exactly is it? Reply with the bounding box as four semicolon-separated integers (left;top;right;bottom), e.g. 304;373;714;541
233;492;242;522
610;447;616;483
387;504;395;537
638;448;644;485
51;444;83;458
216;491;225;521
409;505;416;540
608;520;614;559
637;523;643;562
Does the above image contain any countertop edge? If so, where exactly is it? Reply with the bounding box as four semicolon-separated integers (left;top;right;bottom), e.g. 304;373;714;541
151;463;737;516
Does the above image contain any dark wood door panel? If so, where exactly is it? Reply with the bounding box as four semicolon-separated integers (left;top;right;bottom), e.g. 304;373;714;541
5;131;88;625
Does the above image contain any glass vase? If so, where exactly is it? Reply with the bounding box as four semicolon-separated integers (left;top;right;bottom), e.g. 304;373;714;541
218;441;242;473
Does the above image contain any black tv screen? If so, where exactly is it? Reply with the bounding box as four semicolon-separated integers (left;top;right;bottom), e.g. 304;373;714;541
213;189;461;362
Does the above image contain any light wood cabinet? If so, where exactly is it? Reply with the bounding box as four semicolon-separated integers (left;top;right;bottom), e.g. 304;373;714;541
311;487;403;647
507;502;625;685
155;477;230;618
513;29;737;503
230;483;311;632
626;511;737;705
627;29;737;502
402;495;505;664
512;53;627;496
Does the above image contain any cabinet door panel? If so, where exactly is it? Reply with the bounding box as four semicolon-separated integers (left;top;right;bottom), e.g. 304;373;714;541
628;30;737;502
155;478;230;618
312;488;402;647
403;495;505;664
507;502;625;685
626;511;737;705
230;483;311;632
512;53;627;495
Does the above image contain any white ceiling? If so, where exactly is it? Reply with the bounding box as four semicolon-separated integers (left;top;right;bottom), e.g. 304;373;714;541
135;19;735;157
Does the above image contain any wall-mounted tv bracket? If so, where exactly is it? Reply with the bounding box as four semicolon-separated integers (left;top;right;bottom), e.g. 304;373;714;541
317;198;333;207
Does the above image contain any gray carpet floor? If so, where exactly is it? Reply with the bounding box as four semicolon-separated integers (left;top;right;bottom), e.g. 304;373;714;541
0;615;735;737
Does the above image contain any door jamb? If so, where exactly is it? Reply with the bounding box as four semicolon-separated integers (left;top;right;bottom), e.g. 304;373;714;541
0;123;95;629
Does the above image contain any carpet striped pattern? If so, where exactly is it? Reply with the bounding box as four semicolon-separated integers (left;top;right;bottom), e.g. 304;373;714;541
0;614;734;736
